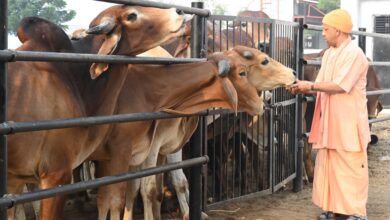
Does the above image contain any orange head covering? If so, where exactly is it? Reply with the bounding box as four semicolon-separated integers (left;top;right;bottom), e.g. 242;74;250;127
322;9;353;33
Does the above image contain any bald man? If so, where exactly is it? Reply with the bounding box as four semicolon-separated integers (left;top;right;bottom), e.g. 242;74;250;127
288;9;370;220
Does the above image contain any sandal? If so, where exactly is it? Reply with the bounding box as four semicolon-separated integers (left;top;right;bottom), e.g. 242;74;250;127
346;215;368;220
318;212;335;220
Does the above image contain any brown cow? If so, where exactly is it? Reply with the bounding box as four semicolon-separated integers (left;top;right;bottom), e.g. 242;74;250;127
233;10;271;45
7;6;188;220
84;46;295;220
162;19;255;58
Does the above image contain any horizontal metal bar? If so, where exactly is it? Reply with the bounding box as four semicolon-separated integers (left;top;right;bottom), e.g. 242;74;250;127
303;95;315;102
0;50;205;64
304;116;386;129
304;24;390;39
368;61;390;67
206;188;272;209
272;98;297;108
0;156;209;209
367;89;390;96
94;0;210;16
273;173;296;192
209;15;274;24
369;116;390;124
0;109;234;135
305;60;390;67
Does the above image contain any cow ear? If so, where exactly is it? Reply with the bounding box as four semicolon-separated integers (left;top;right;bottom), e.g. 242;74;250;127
89;27;122;79
221;77;238;114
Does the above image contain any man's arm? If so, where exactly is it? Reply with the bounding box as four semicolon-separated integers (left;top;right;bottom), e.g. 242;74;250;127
287;80;345;95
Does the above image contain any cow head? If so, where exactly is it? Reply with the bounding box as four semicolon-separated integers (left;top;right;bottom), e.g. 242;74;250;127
86;5;192;79
208;46;295;115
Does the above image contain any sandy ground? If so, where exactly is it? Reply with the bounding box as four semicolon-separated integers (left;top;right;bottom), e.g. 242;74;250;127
206;113;390;220
55;113;390;220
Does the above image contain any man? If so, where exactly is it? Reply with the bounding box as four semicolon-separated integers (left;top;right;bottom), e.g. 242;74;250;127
288;9;370;220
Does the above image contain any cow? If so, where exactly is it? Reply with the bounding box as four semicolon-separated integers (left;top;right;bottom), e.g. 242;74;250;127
6;5;189;220
81;45;295;220
162;19;255;59
232;10;271;46
165;23;276;198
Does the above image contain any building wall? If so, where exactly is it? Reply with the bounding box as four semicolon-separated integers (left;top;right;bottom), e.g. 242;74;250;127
341;0;390;59
247;0;294;21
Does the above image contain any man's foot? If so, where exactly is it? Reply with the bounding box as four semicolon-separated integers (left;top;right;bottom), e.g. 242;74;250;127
346;215;368;220
318;212;335;220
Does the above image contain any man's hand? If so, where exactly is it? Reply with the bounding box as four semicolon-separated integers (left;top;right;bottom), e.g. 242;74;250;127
286;80;314;95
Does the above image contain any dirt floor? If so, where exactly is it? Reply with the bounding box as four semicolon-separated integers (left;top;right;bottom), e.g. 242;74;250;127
205;112;390;220
58;113;390;220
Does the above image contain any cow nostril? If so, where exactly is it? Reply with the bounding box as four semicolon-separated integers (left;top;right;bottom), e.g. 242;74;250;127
176;9;184;15
293;70;297;76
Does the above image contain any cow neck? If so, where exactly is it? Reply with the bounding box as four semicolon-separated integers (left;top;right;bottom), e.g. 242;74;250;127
71;35;128;116
120;61;234;114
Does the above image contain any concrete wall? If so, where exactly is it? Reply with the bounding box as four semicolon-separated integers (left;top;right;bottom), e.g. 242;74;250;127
341;0;390;106
247;0;294;21
341;0;390;59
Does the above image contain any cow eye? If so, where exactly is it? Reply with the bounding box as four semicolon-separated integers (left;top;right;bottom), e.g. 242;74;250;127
239;71;247;77
261;59;269;65
127;13;137;21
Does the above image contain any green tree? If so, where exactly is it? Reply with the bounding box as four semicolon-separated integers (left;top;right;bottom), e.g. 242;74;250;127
318;0;340;13
7;0;76;35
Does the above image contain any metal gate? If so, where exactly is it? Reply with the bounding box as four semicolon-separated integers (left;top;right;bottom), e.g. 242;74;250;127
203;15;300;208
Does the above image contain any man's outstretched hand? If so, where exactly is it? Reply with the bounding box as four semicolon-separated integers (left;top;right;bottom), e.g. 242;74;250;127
287;80;314;95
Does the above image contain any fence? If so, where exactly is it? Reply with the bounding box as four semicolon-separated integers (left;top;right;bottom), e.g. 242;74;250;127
5;0;390;219
0;1;213;219
201;15;302;208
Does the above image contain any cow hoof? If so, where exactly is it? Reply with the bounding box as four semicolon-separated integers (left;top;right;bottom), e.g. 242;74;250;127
201;212;209;219
370;134;378;145
182;211;208;220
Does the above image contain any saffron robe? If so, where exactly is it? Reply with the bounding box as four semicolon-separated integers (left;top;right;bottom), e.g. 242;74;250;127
309;38;370;216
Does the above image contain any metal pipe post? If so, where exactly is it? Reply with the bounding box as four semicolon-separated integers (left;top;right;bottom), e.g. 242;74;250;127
293;18;304;192
0;0;7;218
189;2;204;220
358;28;367;53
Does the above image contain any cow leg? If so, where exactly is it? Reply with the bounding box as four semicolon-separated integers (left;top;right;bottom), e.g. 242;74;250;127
39;169;72;220
167;150;208;220
96;161;127;220
140;154;161;220
167;151;189;219
25;183;40;219
302;101;315;183
152;172;164;220
123;169;141;220
7;177;25;220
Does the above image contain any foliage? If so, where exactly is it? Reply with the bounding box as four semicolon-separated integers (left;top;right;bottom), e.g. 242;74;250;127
7;0;76;35
318;0;340;13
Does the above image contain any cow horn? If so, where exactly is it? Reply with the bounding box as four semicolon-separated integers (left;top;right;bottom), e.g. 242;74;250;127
243;50;254;59
86;19;116;35
218;60;230;77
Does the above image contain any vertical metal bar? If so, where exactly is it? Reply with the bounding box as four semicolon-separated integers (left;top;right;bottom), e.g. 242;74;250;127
268;19;276;191
218;113;222;200
293;18;304;192
0;0;7;218
189;2;205;219
358;27;366;53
